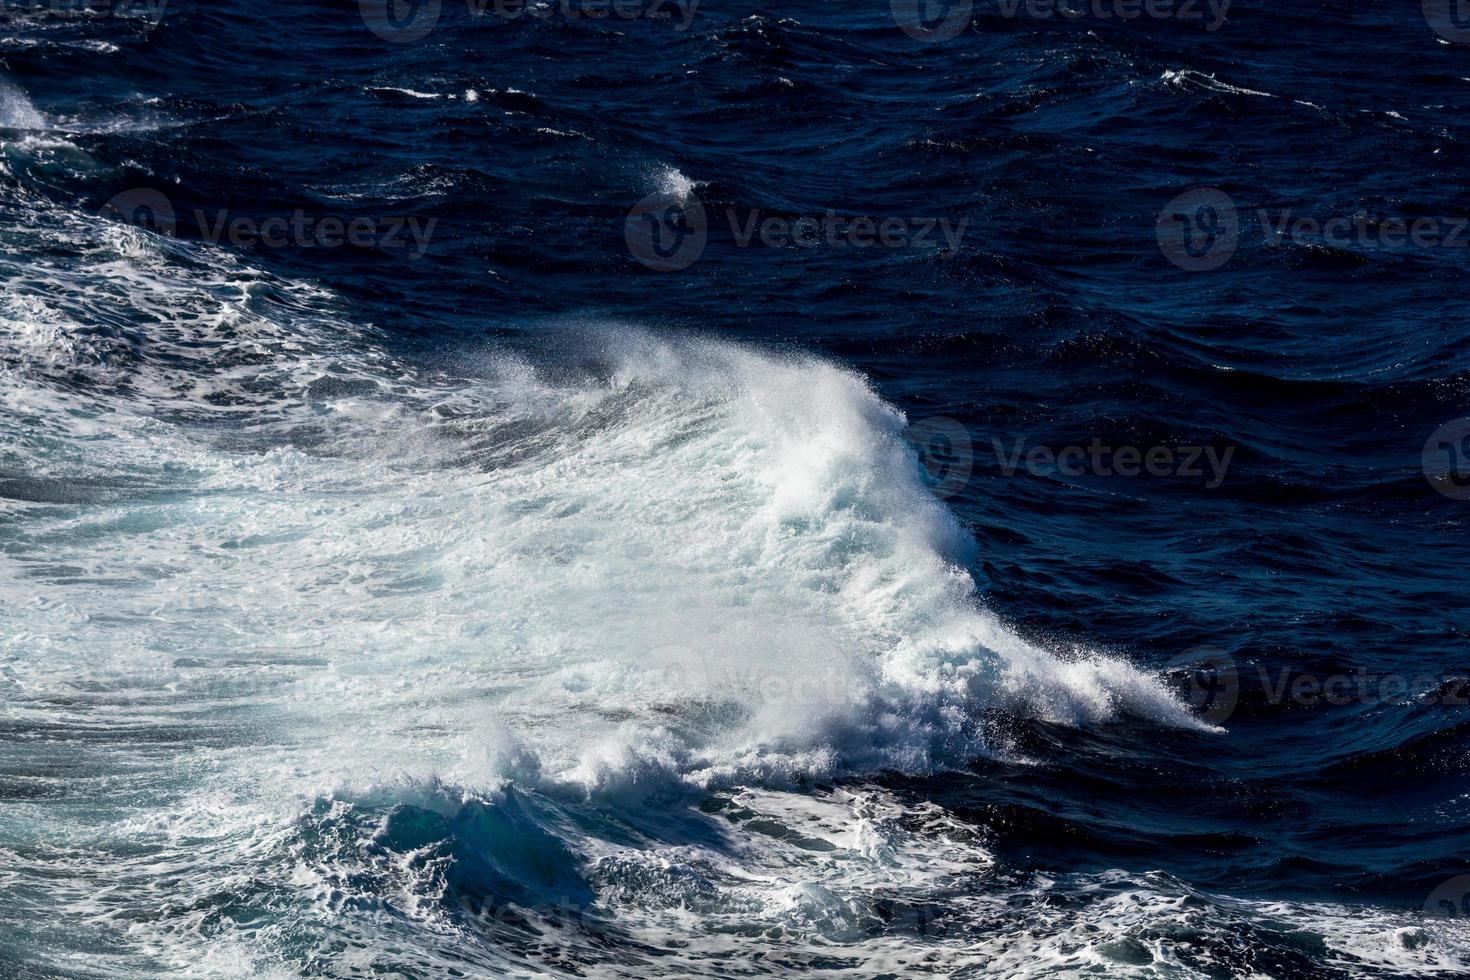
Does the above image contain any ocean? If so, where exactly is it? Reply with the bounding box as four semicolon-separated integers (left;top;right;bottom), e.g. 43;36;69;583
1;1;1468;976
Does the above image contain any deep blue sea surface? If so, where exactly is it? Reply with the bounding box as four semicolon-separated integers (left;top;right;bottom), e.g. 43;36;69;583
2;1;1469;976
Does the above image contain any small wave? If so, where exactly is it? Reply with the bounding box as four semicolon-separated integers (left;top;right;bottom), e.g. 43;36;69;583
0;76;45;129
1161;68;1275;99
366;86;452;100
652;164;699;201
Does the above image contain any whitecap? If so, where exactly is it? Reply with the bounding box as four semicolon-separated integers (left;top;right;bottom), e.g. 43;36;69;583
0;76;45;129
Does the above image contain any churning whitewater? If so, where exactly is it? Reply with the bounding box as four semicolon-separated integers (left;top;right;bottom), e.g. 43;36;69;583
6;2;1470;974
1;216;1202;975
2;190;1461;976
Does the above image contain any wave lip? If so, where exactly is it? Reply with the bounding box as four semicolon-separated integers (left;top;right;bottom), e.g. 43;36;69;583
0;77;44;129
0;197;1213;973
0;278;1209;797
432;329;1214;793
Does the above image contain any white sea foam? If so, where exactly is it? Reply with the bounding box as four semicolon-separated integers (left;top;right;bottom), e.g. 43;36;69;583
2;213;1195;748
1;227;1213;797
653;164;698;201
1162;68;1275;99
0;76;44;129
6;209;1462;977
367;85;449;99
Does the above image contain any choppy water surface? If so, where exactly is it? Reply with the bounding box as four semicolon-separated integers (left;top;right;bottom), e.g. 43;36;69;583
2;1;1469;976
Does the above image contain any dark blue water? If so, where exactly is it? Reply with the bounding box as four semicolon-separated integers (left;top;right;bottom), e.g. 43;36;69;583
2;1;1469;976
